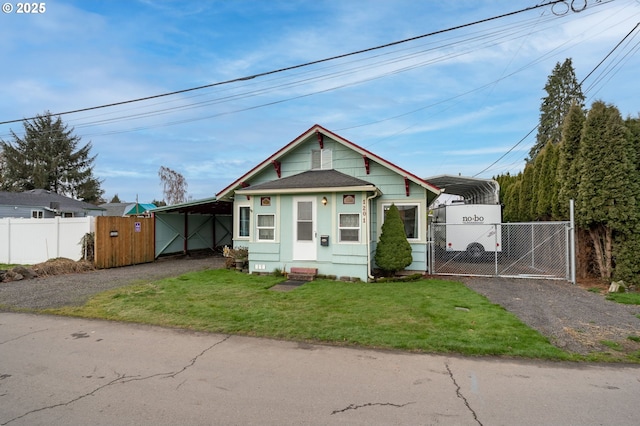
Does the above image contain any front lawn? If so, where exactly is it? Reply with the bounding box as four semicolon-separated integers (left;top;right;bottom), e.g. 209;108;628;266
47;269;573;360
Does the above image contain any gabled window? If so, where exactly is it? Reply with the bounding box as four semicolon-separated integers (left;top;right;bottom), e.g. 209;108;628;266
311;149;332;170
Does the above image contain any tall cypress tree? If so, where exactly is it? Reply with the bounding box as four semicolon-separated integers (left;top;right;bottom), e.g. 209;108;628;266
576;101;638;281
529;58;585;162
0;112;103;202
555;102;586;219
517;164;535;222
535;142;558;220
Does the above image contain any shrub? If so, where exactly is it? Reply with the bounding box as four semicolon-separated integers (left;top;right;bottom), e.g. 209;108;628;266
375;204;412;275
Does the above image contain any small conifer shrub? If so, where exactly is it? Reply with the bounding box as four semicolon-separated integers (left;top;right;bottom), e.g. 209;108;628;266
375;204;413;275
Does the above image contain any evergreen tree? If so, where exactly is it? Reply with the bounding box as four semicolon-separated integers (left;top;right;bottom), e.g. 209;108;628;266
517;164;535;221
575;101;638;281
555;102;586;219
0;112;103;202
529;58;585;162
110;194;122;203
502;178;521;222
375;204;413;275
535;142;558;220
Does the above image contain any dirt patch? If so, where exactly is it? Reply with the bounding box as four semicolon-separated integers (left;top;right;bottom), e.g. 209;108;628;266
461;276;640;357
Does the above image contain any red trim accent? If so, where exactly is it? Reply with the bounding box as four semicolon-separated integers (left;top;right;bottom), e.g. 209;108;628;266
363;156;370;174
404;176;410;197
216;124;441;198
240;182;250;188
317;131;323;149
271;160;281;178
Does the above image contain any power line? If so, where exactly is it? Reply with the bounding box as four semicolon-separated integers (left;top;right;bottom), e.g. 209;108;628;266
0;0;569;126
473;19;640;177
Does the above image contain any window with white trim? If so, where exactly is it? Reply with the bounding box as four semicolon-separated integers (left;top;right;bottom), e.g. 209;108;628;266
257;214;275;241
383;204;419;239
31;210;44;219
339;213;360;242
311;149;332;170
238;206;250;238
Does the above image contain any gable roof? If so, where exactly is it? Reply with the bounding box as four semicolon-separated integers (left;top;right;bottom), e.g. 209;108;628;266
235;170;377;195
217;124;440;200
0;189;105;213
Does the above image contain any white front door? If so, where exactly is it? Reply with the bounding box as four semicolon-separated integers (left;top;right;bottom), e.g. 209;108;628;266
293;197;316;260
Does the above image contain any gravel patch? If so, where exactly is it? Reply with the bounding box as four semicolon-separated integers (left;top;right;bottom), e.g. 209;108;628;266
0;256;225;310
462;277;640;355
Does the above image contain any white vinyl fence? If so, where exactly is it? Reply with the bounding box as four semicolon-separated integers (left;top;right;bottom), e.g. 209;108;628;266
0;217;95;265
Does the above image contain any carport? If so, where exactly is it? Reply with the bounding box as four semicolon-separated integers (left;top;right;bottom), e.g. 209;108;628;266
151;197;233;258
426;174;500;204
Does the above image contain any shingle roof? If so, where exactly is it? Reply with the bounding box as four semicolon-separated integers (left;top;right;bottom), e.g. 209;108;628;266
240;169;376;191
0;189;105;213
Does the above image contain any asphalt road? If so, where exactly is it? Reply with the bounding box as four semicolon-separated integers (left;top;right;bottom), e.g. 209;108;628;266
1;313;639;426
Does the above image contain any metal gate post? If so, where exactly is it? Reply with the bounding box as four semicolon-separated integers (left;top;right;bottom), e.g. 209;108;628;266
494;223;498;276
570;199;576;284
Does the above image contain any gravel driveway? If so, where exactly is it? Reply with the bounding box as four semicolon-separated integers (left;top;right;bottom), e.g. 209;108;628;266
0;256;224;310
2;257;639;356
462;277;640;355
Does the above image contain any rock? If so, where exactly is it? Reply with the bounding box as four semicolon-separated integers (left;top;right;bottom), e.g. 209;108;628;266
11;266;37;280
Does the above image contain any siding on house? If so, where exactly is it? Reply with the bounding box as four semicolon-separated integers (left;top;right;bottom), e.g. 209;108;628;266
219;125;439;281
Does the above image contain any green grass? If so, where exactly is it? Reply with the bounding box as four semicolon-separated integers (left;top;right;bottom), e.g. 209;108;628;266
0;263;21;269
47;269;574;360
606;291;640;305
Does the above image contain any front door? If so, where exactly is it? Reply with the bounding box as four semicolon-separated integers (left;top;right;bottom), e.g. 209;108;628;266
293;197;316;260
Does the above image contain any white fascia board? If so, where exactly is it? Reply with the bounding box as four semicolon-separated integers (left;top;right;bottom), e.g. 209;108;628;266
235;185;378;196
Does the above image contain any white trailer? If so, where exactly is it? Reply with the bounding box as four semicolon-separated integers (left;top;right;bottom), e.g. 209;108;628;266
431;203;502;258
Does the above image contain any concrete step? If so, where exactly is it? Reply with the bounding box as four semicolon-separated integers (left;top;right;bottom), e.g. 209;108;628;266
288;273;315;281
288;267;317;282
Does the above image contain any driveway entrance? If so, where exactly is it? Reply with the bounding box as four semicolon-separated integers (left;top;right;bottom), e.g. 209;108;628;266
430;221;573;281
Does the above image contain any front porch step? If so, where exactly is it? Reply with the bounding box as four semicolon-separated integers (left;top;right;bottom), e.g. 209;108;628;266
289;267;317;282
287;273;315;281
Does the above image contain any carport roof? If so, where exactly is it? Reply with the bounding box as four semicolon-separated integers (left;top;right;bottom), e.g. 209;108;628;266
150;197;233;215
425;174;500;205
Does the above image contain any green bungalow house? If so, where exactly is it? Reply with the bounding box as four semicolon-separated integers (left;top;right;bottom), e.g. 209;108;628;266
216;124;440;282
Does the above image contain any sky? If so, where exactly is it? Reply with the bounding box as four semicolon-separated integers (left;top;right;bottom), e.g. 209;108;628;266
1;0;639;204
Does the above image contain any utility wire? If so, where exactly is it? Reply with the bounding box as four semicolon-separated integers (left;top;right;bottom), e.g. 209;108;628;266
0;0;568;126
473;19;640;177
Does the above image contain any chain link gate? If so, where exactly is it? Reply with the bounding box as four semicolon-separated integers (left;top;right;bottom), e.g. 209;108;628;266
429;221;572;280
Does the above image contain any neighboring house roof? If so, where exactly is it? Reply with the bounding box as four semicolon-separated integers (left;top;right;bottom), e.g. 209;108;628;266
236;170;377;195
0;189;105;213
100;202;157;216
217;124;440;200
125;203;156;215
100;202;131;216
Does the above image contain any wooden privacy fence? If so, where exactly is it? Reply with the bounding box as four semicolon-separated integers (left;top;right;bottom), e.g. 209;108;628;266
95;216;155;268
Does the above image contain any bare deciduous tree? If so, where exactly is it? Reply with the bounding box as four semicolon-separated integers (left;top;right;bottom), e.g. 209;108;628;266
158;166;188;205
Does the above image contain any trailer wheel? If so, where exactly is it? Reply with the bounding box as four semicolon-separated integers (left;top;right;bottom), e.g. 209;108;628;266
466;243;484;260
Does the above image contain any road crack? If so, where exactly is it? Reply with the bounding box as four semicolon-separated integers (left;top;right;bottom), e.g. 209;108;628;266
331;401;415;415
0;329;48;345
1;335;231;425
445;363;482;426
